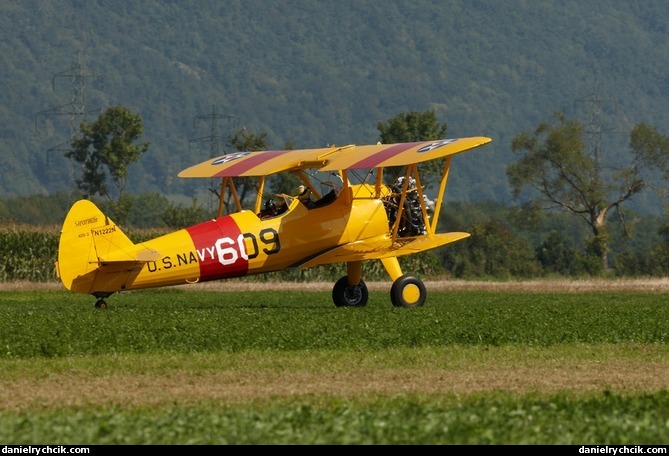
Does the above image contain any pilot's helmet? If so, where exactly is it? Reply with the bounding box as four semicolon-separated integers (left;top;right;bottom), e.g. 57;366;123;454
265;198;278;214
297;185;308;196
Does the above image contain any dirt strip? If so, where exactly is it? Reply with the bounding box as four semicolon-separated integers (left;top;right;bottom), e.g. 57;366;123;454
2;359;668;411
3;278;669;293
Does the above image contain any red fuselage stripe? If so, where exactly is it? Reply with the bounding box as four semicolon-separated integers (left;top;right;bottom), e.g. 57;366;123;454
185;216;249;280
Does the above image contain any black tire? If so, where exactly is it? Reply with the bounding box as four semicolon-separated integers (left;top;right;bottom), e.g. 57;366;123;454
332;276;369;307
94;299;107;310
390;275;427;307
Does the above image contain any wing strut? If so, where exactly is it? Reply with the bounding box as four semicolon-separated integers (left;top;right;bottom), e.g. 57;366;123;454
412;166;433;236
217;177;243;217
390;165;417;240
255;176;266;214
430;156;452;233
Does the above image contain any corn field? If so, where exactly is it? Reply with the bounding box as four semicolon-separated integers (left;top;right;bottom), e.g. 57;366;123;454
0;224;60;282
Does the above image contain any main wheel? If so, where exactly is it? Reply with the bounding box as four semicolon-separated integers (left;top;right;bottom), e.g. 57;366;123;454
94;299;107;310
332;276;369;307
390;275;427;307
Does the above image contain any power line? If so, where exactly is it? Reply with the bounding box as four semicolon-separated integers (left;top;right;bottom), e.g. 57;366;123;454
34;58;103;167
189;105;236;210
573;80;620;170
189;104;236;159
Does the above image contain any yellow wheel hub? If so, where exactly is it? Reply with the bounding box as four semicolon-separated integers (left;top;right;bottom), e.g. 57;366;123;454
402;283;421;304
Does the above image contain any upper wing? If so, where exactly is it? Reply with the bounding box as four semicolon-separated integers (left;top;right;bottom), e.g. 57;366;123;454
178;137;492;178
319;137;491;171
177;145;349;178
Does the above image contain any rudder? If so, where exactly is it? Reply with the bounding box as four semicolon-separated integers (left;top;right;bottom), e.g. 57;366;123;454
55;199;137;294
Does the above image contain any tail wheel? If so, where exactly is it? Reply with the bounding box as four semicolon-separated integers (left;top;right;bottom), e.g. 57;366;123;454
390;275;427;307
332;276;368;307
94;299;108;310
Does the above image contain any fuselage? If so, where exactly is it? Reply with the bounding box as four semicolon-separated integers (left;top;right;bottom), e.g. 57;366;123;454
109;184;391;291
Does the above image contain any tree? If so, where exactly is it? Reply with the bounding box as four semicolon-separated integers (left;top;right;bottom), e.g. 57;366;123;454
161;198;209;229
443;220;540;279
215;127;270;214
377;109;447;143
227;127;269;153
66;106;150;206
125;192;170;228
535;230;581;276
646;223;669;275
507;111;669;271
377;109;448;184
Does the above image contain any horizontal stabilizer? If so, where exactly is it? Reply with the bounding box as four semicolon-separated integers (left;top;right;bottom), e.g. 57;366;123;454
97;247;162;264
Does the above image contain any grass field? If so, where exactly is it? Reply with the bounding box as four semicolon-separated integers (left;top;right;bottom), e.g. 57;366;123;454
1;281;669;444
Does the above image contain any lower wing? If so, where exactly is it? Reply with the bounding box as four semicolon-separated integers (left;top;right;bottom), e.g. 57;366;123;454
295;232;470;268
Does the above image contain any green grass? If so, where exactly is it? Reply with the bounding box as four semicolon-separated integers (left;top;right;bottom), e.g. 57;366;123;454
2;392;669;444
1;288;669;444
1;289;668;358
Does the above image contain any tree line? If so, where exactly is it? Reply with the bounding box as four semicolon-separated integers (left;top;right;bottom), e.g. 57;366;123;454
1;105;668;280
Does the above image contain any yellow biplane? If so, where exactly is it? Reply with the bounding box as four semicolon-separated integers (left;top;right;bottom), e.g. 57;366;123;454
55;136;492;308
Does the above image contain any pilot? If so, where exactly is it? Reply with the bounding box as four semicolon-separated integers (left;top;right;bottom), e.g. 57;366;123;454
297;185;315;208
259;198;279;219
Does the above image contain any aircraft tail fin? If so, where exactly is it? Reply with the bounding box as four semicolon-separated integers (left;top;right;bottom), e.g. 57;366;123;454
55;199;160;294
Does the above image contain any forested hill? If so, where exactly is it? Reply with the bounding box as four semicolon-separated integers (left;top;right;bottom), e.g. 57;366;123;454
2;0;668;210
